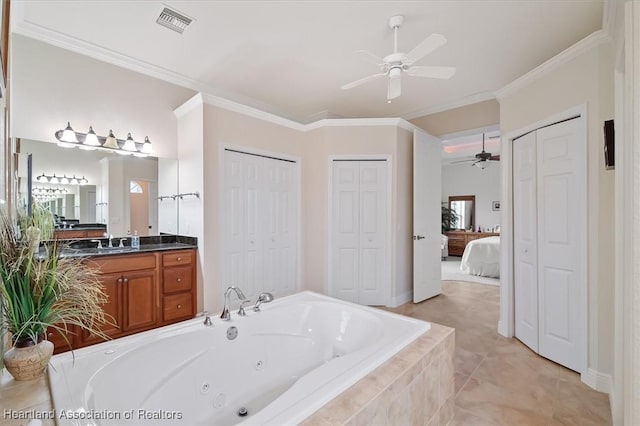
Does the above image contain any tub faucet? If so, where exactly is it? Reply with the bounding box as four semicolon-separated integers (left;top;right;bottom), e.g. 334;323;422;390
253;292;274;312
202;311;213;326
221;286;248;321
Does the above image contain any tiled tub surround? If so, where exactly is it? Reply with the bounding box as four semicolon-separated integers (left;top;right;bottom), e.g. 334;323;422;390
0;325;454;426
0;293;444;424
302;324;455;426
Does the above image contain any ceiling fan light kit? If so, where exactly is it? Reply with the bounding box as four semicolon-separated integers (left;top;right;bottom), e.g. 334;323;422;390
341;15;456;101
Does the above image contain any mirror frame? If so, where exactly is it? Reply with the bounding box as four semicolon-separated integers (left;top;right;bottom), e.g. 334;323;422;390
448;195;476;231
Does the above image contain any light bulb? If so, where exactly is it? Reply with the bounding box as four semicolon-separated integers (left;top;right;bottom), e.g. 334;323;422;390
60;175;69;184
122;133;138;152
103;130;119;150
141;136;153;154
60;122;78;143
82;126;100;150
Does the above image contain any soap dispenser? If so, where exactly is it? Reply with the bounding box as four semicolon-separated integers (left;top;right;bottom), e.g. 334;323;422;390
131;230;140;249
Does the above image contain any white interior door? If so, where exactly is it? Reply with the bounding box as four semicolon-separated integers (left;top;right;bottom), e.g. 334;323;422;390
514;131;539;352
513;117;585;373
330;160;388;305
536;118;585;373
413;130;442;303
222;149;299;302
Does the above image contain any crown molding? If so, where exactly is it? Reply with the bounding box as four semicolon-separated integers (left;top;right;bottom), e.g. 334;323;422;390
305;117;421;133
173;93;204;118
496;30;611;101
402;91;496;120
201;93;307;132
12;17;208;94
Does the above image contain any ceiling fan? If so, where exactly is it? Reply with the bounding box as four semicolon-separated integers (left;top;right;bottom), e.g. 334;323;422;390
340;15;456;101
450;134;501;169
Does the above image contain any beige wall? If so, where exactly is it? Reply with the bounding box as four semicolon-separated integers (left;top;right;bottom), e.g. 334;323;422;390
499;42;615;376
410;99;500;136
302;125;411;305
11;35;195;159
176;104;205;311
201;104;305;311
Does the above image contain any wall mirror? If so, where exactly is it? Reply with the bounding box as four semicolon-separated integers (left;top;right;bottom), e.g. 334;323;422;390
449;195;476;231
17;138;177;238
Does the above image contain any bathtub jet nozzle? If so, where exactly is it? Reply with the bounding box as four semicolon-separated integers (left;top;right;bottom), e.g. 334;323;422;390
237;407;248;417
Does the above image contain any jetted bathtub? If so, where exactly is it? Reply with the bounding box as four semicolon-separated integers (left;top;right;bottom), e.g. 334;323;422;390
48;291;430;425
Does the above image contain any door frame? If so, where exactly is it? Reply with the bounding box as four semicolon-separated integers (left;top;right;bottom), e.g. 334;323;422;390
327;155;393;306
218;143;303;297
499;104;588;377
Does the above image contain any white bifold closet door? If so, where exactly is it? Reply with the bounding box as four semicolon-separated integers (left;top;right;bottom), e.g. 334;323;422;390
222;150;298;302
330;160;388;306
514;117;586;373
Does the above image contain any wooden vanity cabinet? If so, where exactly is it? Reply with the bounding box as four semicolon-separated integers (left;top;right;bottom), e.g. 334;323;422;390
47;323;77;354
80;272;123;345
161;250;196;324
50;249;195;354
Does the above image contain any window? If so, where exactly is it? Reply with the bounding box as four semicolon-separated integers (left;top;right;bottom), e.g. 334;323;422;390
130;181;143;194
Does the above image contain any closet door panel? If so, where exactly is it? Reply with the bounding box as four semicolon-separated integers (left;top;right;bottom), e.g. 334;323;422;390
244;156;263;299
331;162;360;303
513;132;539;352
536;118;585;373
223;152;248;294
358;161;387;306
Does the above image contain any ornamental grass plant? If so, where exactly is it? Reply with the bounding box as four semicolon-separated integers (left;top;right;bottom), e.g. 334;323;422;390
0;205;110;367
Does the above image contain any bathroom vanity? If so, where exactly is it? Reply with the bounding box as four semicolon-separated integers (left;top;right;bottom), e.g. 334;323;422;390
47;238;197;354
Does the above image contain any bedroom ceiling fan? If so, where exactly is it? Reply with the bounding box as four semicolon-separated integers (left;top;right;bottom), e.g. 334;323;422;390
340;15;456;101
450;134;501;169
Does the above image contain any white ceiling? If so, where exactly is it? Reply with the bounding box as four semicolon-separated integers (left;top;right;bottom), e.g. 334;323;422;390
13;0;603;123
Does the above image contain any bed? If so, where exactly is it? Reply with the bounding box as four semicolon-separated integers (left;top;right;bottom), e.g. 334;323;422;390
460;236;500;278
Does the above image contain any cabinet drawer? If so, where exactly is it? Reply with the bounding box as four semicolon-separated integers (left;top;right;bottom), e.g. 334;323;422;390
162;250;193;267
163;293;193;322
163;266;193;294
91;253;157;274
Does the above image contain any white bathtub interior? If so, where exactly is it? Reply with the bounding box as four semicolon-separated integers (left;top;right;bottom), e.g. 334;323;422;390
48;291;430;425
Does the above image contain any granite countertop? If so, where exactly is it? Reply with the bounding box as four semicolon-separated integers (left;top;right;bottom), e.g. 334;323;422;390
55;226;107;231
39;235;197;258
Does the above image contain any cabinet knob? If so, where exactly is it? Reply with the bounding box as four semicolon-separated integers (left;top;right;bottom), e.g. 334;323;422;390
117;277;123;284
177;278;182;283
177;257;182;261
177;304;182;309
123;278;129;284
47;332;53;339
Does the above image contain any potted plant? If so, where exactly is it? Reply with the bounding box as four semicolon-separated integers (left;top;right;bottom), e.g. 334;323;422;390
441;204;459;233
0;205;110;381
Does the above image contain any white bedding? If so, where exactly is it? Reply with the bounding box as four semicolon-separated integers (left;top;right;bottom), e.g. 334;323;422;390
460;236;500;278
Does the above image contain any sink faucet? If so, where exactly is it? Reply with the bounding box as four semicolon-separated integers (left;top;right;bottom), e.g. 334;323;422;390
108;234;114;248
90;239;103;249
221;286;248;321
253;292;274;312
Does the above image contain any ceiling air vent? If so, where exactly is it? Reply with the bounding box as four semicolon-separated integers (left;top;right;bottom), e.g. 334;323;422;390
156;7;192;34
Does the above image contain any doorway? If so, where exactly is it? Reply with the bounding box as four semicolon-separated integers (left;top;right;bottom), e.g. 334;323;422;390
129;180;150;236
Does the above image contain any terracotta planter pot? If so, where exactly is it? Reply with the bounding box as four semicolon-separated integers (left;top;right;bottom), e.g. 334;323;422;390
3;336;54;381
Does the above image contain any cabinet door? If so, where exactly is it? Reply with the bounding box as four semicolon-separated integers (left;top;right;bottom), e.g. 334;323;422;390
123;270;158;332
82;272;123;344
47;323;76;354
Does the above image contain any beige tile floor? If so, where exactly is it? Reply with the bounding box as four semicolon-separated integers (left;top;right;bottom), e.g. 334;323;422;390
385;281;612;426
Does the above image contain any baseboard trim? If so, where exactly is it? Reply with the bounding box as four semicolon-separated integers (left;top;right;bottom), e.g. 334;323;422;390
582;368;612;394
389;291;413;308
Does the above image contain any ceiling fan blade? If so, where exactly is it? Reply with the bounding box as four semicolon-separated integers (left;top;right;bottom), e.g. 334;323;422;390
490;155;501;161
407;66;456;79
449;158;475;164
388;74;401;100
355;50;384;66
406;33;447;64
341;73;386;90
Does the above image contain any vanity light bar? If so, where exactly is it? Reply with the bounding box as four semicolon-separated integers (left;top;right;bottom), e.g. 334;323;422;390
36;173;88;185
54;123;154;157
